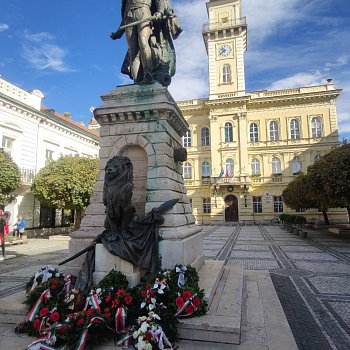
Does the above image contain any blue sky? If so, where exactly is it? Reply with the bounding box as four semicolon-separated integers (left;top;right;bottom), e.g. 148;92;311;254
0;0;349;138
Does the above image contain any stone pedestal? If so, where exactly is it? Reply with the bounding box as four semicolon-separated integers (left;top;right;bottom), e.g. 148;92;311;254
67;83;203;279
93;244;140;286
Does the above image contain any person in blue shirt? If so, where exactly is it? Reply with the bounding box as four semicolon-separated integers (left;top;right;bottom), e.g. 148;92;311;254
13;215;26;239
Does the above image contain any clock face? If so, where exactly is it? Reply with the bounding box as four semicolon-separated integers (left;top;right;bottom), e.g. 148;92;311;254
218;44;232;57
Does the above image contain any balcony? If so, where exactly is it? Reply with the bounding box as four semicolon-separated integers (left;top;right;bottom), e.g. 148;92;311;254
20;168;36;185
215;175;250;187
202;17;246;34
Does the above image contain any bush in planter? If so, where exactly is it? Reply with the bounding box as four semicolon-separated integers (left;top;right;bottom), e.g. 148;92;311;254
295;216;307;228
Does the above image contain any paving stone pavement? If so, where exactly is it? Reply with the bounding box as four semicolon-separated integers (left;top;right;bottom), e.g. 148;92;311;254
203;225;350;350
1;227;350;350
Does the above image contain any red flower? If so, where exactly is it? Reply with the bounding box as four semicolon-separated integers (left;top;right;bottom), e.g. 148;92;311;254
49;311;60;323
149;290;156;297
141;291;147;298
145;331;153;341
86;308;94;317
182;291;192;300
176;296;185;307
116;289;125;297
53;278;60;285
33;319;41;330
124;295;133;305
92;318;100;325
77;318;85;326
111;299;120;308
57;325;67;335
50;284;57;290
104;312;111;319
185;304;195;315
39;307;49;317
105;295;112;303
145;284;151;291
192;298;201;308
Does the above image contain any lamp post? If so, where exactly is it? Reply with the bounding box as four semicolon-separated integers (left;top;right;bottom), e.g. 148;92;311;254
242;184;249;208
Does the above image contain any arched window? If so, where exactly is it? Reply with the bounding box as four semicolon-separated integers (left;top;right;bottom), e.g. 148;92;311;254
314;154;322;162
225;158;234;177
251;158;261;175
183;130;191;148
292;156;302;174
224;122;233;142
272;157;281;174
183;162;192;179
269;121;279;141
311;117;322;138
290;119;300;140
202;161;211;177
201;127;210;146
249;123;259;142
222;64;232;84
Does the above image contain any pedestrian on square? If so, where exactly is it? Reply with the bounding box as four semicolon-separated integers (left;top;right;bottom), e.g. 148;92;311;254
13;214;26;239
0;210;6;257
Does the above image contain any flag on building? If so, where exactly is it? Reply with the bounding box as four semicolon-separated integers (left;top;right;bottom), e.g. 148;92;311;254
218;167;224;178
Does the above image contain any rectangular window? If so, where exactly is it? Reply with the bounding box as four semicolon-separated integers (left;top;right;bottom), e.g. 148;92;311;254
2;136;14;156
202;198;211;214
296;208;306;212
40;206;56;228
273;196;284;213
45;149;54;166
253;196;262;213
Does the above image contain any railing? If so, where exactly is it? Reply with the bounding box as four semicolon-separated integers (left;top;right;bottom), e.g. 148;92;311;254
202;17;247;33
20;168;36;184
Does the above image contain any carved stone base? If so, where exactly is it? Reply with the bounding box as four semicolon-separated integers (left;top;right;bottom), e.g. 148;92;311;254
93;244;141;287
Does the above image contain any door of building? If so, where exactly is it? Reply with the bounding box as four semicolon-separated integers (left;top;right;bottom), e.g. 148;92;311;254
225;195;239;222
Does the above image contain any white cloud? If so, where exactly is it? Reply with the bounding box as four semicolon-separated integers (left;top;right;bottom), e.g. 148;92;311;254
21;30;74;72
0;23;9;32
325;55;350;70
242;0;307;45
267;71;326;90
169;0;209;100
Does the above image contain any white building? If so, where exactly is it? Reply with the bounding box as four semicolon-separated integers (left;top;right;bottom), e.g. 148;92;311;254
0;77;99;233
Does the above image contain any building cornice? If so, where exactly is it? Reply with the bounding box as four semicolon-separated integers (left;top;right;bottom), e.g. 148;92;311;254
0;92;99;145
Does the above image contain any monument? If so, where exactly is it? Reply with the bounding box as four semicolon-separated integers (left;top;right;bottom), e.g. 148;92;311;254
66;0;204;287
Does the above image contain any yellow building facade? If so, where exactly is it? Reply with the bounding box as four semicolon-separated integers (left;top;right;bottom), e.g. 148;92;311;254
178;0;342;224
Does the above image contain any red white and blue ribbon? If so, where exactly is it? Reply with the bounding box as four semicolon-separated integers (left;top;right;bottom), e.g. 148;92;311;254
26;289;50;322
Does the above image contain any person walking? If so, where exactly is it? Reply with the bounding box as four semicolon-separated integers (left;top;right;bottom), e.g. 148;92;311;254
0;210;6;258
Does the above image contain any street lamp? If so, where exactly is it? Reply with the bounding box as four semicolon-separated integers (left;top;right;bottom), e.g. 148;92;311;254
242;184;249;207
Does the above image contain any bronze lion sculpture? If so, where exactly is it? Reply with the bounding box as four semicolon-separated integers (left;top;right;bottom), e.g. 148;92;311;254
103;155;135;234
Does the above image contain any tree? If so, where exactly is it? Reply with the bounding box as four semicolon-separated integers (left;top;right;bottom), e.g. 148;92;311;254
31;155;99;228
0;149;21;205
282;174;312;210
316;141;350;222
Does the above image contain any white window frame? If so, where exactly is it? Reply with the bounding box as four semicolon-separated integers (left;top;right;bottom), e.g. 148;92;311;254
272;157;281;174
269;121;279;141
224;122;233;142
249;123;259;142
201;127;210;146
201;161;211;177
290;119;300;140
203;198;211;214
183;162;192;179
225;158;234;177
273;196;284;212
222;64;232;84
251;158;261;175
311;117;322;138
253;196;262;213
183;130;192;148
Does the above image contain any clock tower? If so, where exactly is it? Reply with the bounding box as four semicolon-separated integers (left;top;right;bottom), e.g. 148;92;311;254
202;0;247;99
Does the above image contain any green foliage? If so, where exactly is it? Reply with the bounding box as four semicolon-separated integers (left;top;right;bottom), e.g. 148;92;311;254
0;149;21;205
31;155;98;210
315;142;350;208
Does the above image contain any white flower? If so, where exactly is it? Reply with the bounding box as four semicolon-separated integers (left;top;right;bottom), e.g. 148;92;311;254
133;331;139;339
145;343;153;350
148;304;155;311
140;321;149;333
141;302;146;309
